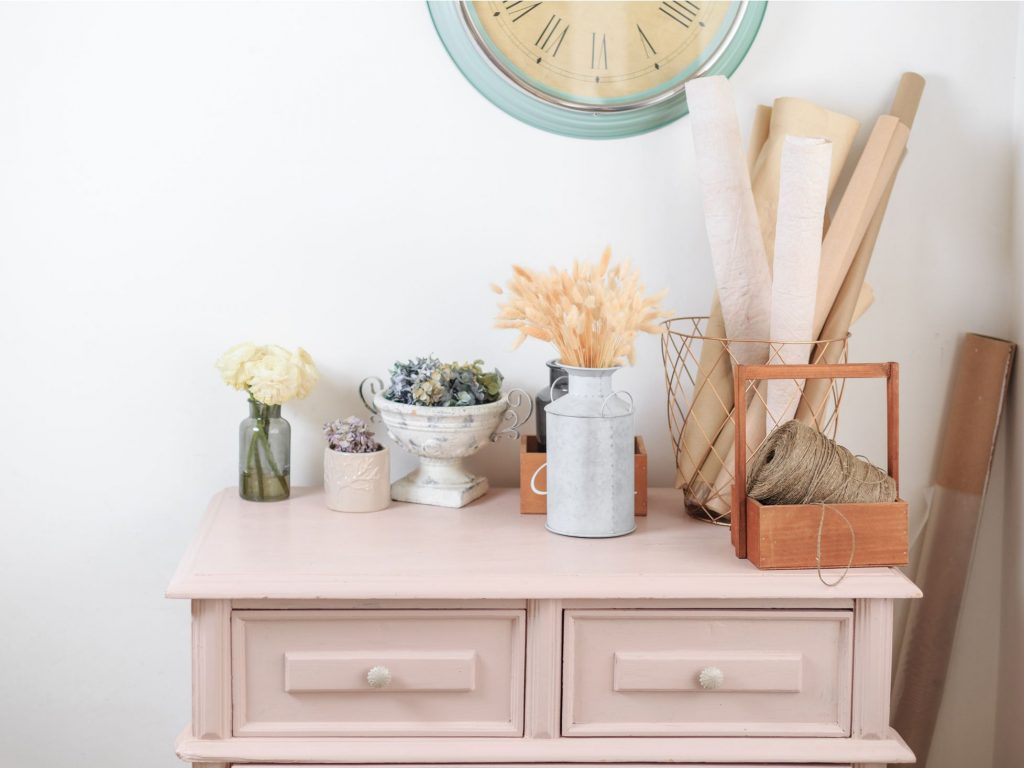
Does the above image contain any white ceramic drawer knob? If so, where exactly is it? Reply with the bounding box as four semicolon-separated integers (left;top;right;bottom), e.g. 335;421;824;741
366;665;392;689
698;666;725;690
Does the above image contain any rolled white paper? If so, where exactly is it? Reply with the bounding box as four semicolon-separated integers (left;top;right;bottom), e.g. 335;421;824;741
767;136;832;430
687;75;771;366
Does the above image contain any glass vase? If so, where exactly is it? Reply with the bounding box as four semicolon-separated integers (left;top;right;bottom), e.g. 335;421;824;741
239;400;291;502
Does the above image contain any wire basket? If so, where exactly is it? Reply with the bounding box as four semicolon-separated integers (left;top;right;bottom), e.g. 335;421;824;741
661;316;850;525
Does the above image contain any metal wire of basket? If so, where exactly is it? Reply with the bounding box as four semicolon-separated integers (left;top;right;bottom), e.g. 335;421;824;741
661;316;850;525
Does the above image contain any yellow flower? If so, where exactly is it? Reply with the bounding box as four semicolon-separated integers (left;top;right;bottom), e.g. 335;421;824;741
217;342;318;405
247;345;297;405
216;342;258;390
292;347;319;399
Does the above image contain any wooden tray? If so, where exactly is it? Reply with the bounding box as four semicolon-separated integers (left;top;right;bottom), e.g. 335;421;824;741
730;362;908;570
519;435;648;515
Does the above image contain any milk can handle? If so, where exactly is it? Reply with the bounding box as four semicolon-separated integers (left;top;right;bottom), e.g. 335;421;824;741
549;375;568;402
530;463;548;496
601;390;634;417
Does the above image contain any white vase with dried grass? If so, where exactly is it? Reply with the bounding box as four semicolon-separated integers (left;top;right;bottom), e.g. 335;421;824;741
494;248;667;537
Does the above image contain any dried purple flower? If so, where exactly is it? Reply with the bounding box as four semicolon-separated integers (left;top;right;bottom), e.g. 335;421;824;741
383;357;503;407
323;416;381;454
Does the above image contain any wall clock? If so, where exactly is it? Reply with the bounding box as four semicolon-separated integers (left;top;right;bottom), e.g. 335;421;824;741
428;1;766;139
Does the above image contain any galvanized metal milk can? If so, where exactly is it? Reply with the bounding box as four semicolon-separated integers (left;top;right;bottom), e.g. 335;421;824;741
530;365;635;538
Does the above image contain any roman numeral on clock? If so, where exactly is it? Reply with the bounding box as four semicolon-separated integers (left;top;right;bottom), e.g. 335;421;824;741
660;1;698;27
591;32;608;70
535;14;568;58
637;24;657;58
502;1;542;23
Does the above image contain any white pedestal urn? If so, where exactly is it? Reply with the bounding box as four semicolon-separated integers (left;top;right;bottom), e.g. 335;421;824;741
361;379;532;508
323;446;390;513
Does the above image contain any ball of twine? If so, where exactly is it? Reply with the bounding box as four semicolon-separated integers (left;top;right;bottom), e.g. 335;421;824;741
746;420;897;506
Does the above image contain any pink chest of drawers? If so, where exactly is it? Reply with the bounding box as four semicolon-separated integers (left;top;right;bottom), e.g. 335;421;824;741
167;487;920;768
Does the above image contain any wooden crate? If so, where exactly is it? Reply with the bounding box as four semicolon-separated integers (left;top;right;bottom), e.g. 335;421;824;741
731;362;909;570
741;496;909;568
519;434;648;515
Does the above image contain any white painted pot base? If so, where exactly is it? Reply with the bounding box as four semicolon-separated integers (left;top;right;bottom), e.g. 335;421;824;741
391;473;490;508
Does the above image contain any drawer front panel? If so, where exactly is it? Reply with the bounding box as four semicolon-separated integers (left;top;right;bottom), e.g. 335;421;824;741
563;609;852;737
233;609;525;737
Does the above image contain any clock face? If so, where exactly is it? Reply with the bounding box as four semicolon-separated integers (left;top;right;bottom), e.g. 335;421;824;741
464;1;738;110
428;0;765;138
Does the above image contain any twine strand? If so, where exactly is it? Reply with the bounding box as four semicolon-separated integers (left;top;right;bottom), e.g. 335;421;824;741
815;504;856;587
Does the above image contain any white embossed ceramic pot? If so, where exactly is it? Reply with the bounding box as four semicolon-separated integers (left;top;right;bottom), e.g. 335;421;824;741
360;380;532;508
323;446;390;513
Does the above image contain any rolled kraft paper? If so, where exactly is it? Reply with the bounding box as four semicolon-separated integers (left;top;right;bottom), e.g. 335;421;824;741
676;299;731;489
687;75;771;365
748;105;772;172
679;101;866;492
750;97;859;267
692;97;859;501
794;156;906;426
697;110;911;511
675;103;774;490
796;73;925;426
813;115;909;336
766;136;832;430
853;281;874;319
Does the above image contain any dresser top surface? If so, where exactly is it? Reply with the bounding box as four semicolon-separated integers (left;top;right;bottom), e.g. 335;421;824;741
166;487;920;600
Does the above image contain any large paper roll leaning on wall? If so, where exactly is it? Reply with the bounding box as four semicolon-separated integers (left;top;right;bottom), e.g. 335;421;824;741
766;136;832;429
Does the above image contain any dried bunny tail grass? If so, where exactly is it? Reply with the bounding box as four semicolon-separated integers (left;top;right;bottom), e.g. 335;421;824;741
512;265;534;281
494;249;669;368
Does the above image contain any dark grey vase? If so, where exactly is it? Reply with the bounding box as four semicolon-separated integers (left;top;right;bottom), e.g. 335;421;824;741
535;359;568;450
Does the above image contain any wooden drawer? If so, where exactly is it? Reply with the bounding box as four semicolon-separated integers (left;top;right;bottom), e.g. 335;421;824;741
232;609;525;737
562;609;853;737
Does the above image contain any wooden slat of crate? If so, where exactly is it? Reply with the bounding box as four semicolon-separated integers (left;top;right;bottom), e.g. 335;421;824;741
519;435;647;515
745;498;909;570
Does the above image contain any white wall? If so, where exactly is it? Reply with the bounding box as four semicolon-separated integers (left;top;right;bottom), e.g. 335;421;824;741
0;2;1016;766
995;6;1024;766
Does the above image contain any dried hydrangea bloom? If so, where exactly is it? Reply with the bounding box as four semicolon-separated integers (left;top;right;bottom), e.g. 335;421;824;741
323;416;381;454
384;357;503;407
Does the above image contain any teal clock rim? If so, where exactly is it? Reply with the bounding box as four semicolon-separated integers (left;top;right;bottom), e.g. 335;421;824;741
427;0;767;140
